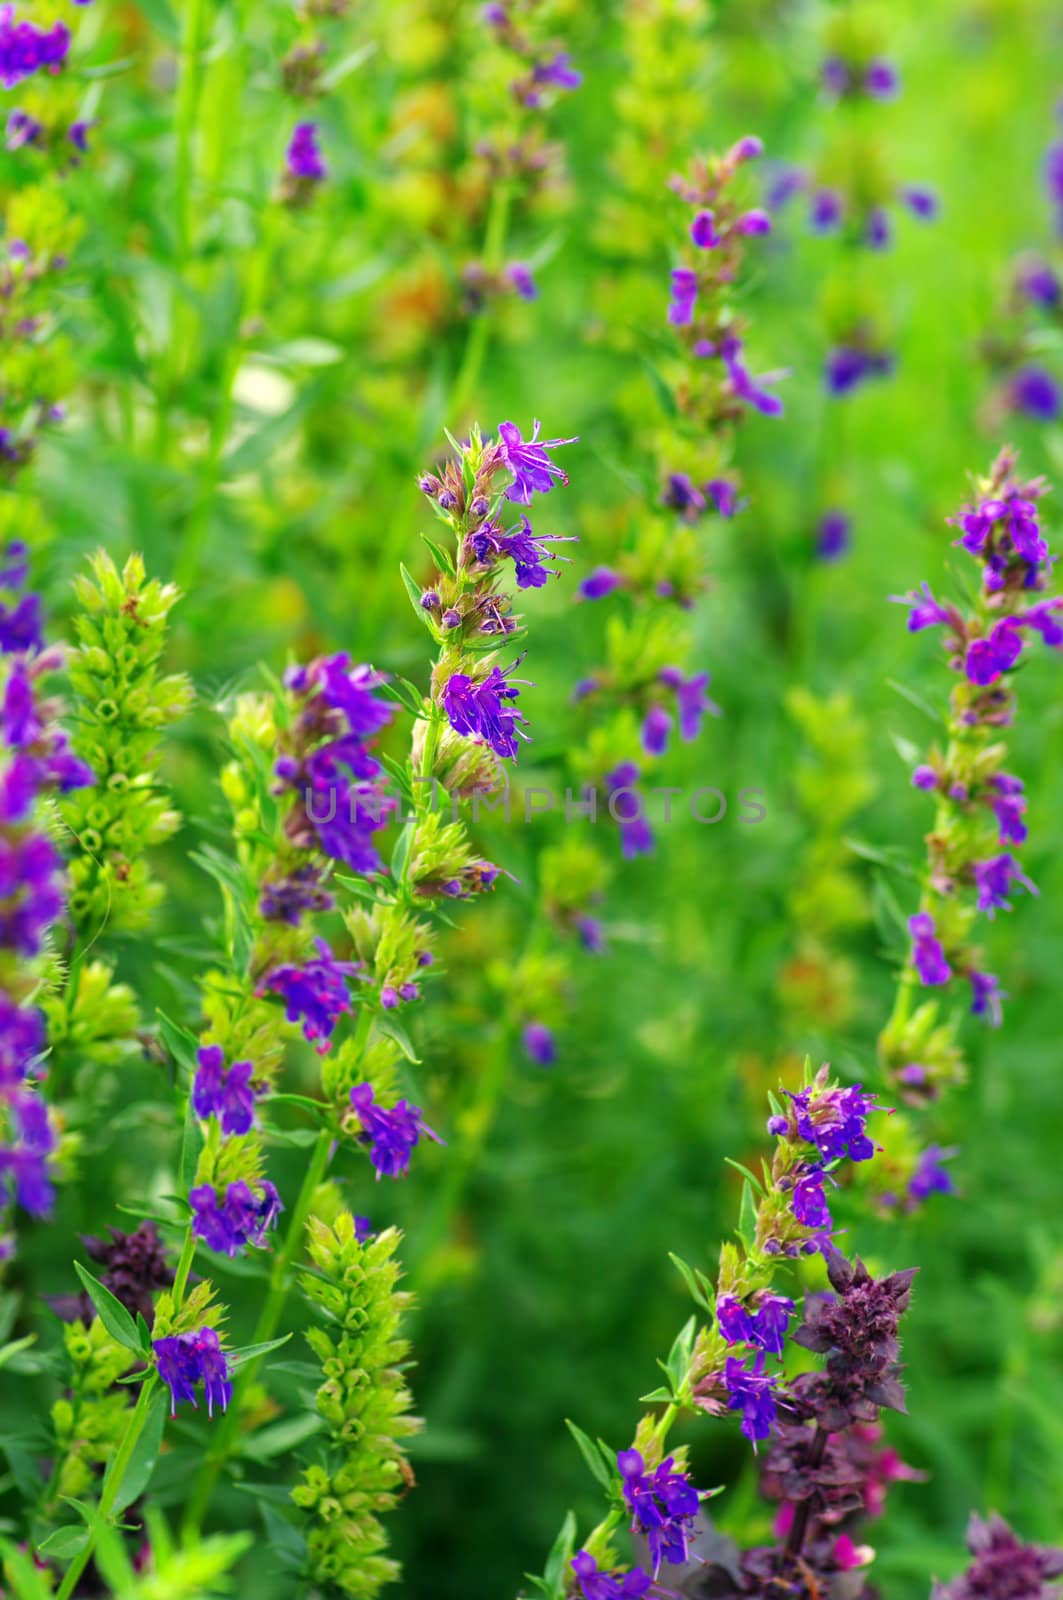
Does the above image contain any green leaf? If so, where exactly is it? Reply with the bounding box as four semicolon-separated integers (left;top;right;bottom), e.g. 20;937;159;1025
0;1334;36;1372
156;1009;201;1073
724;1157;766;1196
421;534;455;576
376;1013;421;1064
737;1179;758;1250
538;1508;578;1599
228;1333;293;1371
35;1526;88;1560
886;677;944;725
0;1536;55;1597
73;1263;142;1355
564;1420;612;1490
111;1389;168;1513
400;563;433;626
240;1413;323;1460
669;1252;714;1313
638;1386;674;1404
390;821;413;882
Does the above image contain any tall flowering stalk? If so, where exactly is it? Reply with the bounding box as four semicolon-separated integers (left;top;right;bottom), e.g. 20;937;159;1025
0;547;93;1259
165;416;576;1540
533;1063;920;1600
883;449;1060;1112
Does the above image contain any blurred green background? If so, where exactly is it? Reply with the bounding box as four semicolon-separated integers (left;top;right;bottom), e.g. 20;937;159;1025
7;0;1063;1594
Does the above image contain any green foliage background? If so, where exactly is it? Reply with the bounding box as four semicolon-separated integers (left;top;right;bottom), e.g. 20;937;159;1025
4;0;1063;1595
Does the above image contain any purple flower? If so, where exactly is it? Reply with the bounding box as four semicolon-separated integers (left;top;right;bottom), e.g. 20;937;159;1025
791;1167;831;1229
751;1294;795;1358
865;58;899;98
901;185;939;219
658;666;720;739
724;1352;778;1446
0;8;70;89
716;1292;756;1346
153;1328;232;1418
909;911;951;986
532;51;582;90
825;345;893;395
661;473;706;517
190;1180;282;1256
191;1045;258;1136
668;267;698;326
912;764;938;791
721;337;784;417
354;1214;373;1242
350;1082;442;1179
817;510;851;561
522;1021;556;1066
988;773;1027;845
286;121;326;182
571;1553;651;1600
470;514;576;589
641;704;672;757
576;915;605;954
506;262;537;300
973;853;1037;917
617;1448;701;1573
1016;259;1060;307
809;188;843;232
579;565;621;600
1019;599;1063;647
1010;366;1061;422
497;420;576;504
0;1091;56;1215
441;662;529;760
259;937;359;1052
690;209;719;248
865;208;891;250
896;582;953;633
965;620;1023;685
737;208;772;236
969;968;1004;1026
605;763;654;858
908;1144;955;1205
787;1083;878;1162
0;996;43;1087
259;864;333;925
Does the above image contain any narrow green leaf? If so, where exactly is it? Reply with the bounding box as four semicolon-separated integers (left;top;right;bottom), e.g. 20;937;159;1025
73;1263;141;1355
35;1526;87;1560
111;1389;168;1513
228;1332;293;1370
376;1013;421;1064
724;1157;766;1196
399;563;433;626
565;1420;612;1490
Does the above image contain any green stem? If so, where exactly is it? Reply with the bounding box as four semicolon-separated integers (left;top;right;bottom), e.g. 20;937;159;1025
55;1377;158;1600
180;1124;333;1537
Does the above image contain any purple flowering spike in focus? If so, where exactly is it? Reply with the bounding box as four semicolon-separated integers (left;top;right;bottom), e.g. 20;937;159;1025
441;662;529;761
191;1044;259;1136
724;1352;779;1447
571;1552;652;1600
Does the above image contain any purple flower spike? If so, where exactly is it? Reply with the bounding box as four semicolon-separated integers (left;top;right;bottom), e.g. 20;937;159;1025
259;937;359;1053
641;704;672;757
1010;366;1061;422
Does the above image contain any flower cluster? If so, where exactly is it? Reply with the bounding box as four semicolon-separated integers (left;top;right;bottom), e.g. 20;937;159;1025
884;451;1060;1102
0;4;70;91
932;1514;1063;1600
152;1327;233;1418
274;652;395;878
348;1081;441;1180
418;420;575;763
187;1044;281;1257
273;0;359;203
617;1447;701;1572
0;552;92;1245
